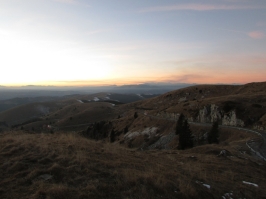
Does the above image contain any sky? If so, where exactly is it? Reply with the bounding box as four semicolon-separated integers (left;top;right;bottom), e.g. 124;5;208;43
0;0;265;86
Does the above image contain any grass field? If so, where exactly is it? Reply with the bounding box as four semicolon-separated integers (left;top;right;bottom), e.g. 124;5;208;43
0;130;266;199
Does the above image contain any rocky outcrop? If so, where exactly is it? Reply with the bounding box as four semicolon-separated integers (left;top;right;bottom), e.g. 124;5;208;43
222;111;244;127
156;104;245;127
253;125;265;131
124;127;158;140
156;112;180;120
147;132;176;150
197;104;244;127
81;121;113;140
197;104;222;123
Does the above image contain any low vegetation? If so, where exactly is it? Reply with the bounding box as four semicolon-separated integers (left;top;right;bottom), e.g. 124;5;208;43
0;130;266;199
1;82;266;198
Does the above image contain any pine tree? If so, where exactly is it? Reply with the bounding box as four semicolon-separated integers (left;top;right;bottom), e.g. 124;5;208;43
208;121;219;144
110;129;115;143
183;119;194;148
134;112;138;119
175;113;185;135
176;114;194;150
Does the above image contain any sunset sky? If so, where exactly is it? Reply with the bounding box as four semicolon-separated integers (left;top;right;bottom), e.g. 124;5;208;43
0;0;265;86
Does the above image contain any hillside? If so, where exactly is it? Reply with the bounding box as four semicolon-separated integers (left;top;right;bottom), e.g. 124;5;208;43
0;92;158;127
1;82;266;147
122;82;266;129
0;131;265;199
1;82;266;198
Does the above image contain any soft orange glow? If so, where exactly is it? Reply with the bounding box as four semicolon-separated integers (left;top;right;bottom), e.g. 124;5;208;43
2;71;265;87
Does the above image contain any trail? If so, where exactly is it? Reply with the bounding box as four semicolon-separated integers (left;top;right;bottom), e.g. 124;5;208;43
144;113;266;161
58;123;93;129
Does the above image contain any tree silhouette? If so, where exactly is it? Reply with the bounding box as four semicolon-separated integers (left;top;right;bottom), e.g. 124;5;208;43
176;113;185;135
124;126;129;134
208;121;219;144
110;129;115;143
176;114;194;150
134;112;138;119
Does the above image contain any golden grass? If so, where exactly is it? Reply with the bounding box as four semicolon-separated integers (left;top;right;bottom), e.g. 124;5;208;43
0;131;266;199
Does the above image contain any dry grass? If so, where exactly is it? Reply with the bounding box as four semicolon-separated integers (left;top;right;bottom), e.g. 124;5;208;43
122;82;266;128
0;130;266;199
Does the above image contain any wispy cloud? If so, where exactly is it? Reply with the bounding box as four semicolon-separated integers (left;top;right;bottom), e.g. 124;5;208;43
248;31;265;39
140;3;265;12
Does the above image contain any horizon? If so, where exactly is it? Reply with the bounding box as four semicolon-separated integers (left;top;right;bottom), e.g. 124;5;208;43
0;0;265;86
0;81;250;89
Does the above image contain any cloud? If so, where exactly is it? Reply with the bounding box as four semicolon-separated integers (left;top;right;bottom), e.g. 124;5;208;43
139;3;265;12
248;31;265;39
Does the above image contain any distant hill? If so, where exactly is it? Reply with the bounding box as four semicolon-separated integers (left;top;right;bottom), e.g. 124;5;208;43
0;83;194;100
125;82;266;129
0;92;158;127
1;82;266;142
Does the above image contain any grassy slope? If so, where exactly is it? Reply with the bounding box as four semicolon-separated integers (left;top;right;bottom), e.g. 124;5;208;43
0;131;266;199
121;82;266;127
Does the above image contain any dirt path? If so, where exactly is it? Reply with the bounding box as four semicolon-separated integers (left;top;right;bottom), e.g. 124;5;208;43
144;113;266;161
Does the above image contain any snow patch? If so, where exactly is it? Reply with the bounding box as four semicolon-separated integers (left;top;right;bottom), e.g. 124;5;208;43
105;96;110;99
222;192;233;199
203;184;211;189
137;94;144;98
93;97;100;101
196;181;211;189
242;181;258;187
77;100;84;103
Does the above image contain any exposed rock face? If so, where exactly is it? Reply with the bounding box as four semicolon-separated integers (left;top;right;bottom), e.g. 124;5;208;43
124;127;158;140
156;112;179;120
222;111;244;127
156;104;245;127
147;132;176;150
197;104;244;127
253;125;265;131
197;104;222;123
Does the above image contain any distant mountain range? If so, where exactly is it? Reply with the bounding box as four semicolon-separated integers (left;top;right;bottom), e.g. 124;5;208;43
0;83;196;100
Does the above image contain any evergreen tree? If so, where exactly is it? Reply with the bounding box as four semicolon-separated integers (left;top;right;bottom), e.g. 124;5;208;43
134;112;138;119
124;126;129;134
110;129;115;143
175;113;185;135
176;114;194;150
183;119;194;148
208;121;219;144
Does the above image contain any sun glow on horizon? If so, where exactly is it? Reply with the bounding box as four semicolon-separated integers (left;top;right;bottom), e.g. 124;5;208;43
0;0;265;87
0;31;113;86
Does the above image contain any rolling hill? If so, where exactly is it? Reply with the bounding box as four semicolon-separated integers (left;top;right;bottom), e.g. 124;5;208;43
1;82;266;199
